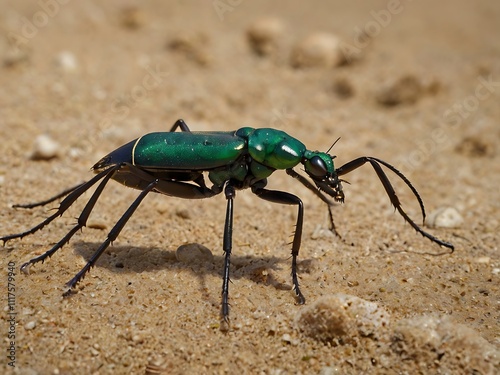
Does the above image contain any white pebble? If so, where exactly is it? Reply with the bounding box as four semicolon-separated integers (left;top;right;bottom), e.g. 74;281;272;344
25;321;36;330
54;51;78;72
31;134;60;160
425;207;463;228
290;32;344;68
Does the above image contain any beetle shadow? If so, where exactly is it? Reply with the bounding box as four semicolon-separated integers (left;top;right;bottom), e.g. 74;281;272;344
71;241;298;300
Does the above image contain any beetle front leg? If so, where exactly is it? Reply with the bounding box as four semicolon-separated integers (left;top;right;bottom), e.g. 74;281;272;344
336;157;454;251
251;185;306;305
220;183;235;330
286;168;340;237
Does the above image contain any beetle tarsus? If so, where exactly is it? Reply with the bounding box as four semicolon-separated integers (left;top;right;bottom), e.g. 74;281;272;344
12;183;85;209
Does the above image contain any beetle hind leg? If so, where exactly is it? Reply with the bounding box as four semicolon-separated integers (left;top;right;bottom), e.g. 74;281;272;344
12;183;85;209
64;178;159;295
1;165;120;246
20;166;119;273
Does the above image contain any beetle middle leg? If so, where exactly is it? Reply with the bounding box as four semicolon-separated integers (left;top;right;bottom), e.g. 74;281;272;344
169;119;191;132
251;183;306;305
220;183;235;328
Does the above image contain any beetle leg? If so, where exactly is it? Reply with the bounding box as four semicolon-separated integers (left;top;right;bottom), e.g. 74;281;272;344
286;168;340;237
337;157;426;218
20;165;120;273
1;165;120;245
220;183;235;329
250;185;306;305
169;119;191;132
12;183;86;209
336;157;454;252
64;178;159;295
122;163;219;199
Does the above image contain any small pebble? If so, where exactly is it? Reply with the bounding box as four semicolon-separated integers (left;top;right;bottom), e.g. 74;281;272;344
281;333;292;344
168;31;212;66
176;243;214;264
175;209;191;220
246;17;285;56
290;32;344;68
120;7;146;29
393;315;498;374
474;257;490;264
311;224;335;240
132;334;144;343
25;321;36;330
295;294;390;343
31;134;60;160
3;47;31;68
425;207;463;228
87;219;108;230
332;78;355;99
376;75;423;106
455;136;493;158
54;51;78;72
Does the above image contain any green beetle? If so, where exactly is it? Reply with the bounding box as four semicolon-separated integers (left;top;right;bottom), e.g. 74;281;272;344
1;119;453;326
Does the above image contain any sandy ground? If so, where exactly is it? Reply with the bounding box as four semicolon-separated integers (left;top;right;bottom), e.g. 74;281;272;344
1;1;499;374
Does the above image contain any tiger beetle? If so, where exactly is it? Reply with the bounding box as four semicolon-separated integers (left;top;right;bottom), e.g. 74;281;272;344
1;119;453;326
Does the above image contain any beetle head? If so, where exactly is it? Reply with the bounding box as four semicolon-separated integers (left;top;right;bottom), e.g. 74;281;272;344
303;151;344;203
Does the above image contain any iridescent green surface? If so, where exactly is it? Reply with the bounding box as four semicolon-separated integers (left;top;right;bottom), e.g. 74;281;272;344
133;131;246;170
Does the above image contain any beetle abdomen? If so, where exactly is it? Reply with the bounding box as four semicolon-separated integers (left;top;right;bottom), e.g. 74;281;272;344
92;139;136;172
133;131;247;170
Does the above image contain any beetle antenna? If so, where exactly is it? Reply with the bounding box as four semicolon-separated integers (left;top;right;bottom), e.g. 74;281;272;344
326;137;341;154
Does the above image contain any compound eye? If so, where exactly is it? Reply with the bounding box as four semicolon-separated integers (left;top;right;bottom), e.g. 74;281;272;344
307;156;327;177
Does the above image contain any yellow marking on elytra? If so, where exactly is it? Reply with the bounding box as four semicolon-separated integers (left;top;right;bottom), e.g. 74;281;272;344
131;135;144;166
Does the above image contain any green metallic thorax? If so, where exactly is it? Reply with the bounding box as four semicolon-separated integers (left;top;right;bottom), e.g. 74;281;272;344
235;127;306;180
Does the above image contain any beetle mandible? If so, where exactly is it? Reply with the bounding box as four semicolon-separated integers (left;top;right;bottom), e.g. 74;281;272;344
1;119;453;326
